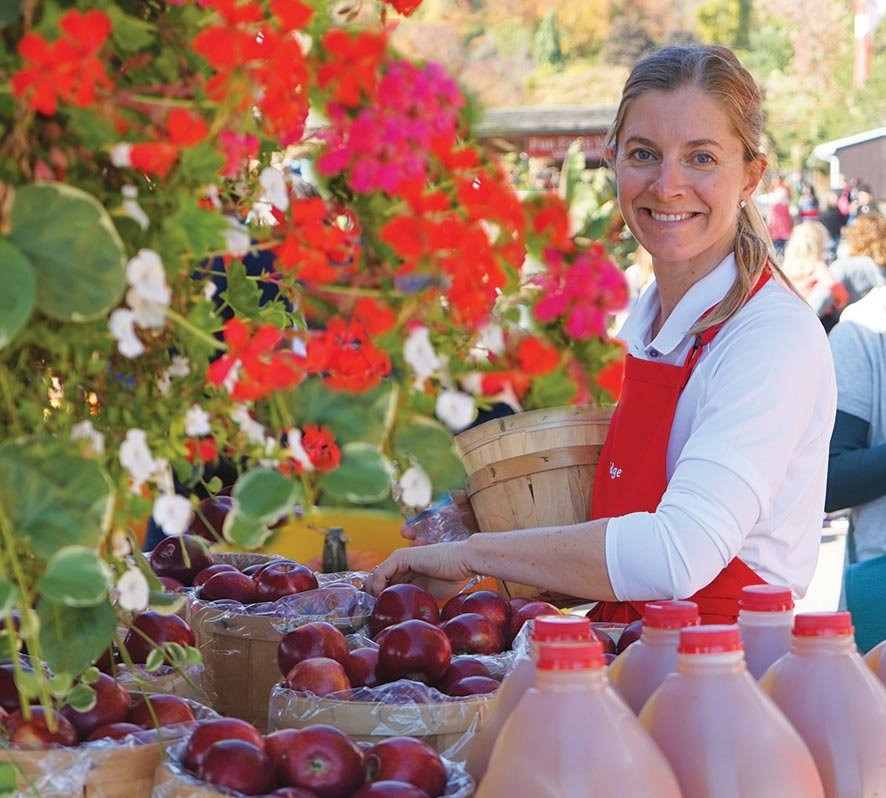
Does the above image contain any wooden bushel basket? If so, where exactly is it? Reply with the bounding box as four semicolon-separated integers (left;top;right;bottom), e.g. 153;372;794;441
0;697;216;798
454;404;614;600
267;684;492;759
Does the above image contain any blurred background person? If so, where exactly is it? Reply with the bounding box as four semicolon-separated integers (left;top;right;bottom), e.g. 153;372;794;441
767;185;794;259
782;221;848;332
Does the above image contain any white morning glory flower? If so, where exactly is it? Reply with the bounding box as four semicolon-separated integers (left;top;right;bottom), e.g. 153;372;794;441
119;428;156;491
184;404;211;437
121;185;149;231
109;308;144;359
153;493;193;537
286;428;314;473
109;143;132;168
435;389;476;432
403;326;443;386
70;419;105;456
400;464;432;509
126;249;170;307
116;566;150;612
260;166;290;211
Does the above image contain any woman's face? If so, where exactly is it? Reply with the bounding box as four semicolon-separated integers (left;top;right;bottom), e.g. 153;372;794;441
614;85;764;280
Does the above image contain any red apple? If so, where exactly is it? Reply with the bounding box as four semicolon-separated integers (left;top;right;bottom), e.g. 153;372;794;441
127;694;196;728
193;563;239;587
268;789;321;798
0;661;28;713
445;675;500;697
460;590;511;632
441;613;505;656
377;620;452;684
61;672;131;739
197;738;277;795
508;601;560;643
255;561;319;602
369;585;439;637
184;717;265;771
242;563;267;576
346;648;381;688
122;611;196;665
438;656;491;693
439;593;470;623
189;495;234;542
149;533;215;585
285;657;351;696
603;652;618;666
158;576;185;591
364;736;446;797
616;620;644;653
86;722;143;742
592;627;617;656
508;597;531;613
352;783;430;797
275;724;365;796
264;728;303;767
199;570;260;604
277;622;350;678
7;707;77;746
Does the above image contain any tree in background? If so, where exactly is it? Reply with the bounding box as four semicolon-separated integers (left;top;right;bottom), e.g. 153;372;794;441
533;10;564;68
695;0;751;49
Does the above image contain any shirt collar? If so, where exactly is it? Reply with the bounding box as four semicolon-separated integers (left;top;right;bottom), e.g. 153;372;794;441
617;253;738;357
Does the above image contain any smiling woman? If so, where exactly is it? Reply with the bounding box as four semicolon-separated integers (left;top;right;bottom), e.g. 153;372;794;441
365;45;837;629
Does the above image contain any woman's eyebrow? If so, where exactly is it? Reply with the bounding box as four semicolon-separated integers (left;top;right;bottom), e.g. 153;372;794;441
622;136;724;150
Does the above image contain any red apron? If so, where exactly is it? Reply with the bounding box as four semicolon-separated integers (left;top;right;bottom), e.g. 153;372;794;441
588;273;772;624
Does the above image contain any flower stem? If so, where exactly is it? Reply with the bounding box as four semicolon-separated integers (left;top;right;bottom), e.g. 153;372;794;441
0;365;21;437
164;308;226;352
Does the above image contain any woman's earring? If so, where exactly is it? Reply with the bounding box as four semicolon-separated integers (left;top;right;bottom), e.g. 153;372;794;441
739;199;748;209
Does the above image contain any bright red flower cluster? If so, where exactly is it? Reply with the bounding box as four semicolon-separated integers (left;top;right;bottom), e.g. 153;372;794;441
316;30;388;108
125;109;212;179
207;318;304;401
193;0;312;145
275;199;362;285
185;437;219;464
305;318;392;393
301;424;341;472
533;245;629;339
12;9;112;116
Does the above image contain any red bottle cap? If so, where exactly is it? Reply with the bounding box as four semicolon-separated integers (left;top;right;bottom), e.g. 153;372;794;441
739;585;794;612
536;640;604;671
532;615;592;642
678;625;743;655
642;600;700;629
793;612;854;637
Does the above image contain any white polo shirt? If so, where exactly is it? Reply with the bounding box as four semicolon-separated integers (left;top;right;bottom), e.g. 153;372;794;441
604;253;837;601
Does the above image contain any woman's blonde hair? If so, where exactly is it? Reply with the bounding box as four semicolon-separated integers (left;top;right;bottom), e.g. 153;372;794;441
608;45;791;334
782;222;828;282
845;214;886;266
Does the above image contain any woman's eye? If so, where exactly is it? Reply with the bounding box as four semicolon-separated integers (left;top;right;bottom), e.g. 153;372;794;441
693;153;714;165
629;149;654;162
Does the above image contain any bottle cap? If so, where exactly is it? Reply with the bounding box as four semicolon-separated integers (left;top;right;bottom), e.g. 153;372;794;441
739;584;794;612
536;640;604;671
678;625;743;655
642;600;700;629
531;615;592;643
793;611;854;637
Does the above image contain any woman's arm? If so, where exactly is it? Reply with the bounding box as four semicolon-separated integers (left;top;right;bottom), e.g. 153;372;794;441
826;410;886;511
365;518;615;600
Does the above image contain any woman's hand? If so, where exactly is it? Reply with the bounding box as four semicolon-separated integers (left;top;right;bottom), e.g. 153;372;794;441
365;541;475;599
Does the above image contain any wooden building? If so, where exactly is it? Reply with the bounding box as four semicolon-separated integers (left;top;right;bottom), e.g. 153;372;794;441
813;127;886;200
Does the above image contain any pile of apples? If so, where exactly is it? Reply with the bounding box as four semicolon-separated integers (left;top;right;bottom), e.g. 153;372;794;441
277;584;567;699
150;534;320;604
177;717;454;797
0;666;199;747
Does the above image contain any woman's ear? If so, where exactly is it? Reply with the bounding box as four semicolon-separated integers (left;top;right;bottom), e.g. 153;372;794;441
742;155;767;200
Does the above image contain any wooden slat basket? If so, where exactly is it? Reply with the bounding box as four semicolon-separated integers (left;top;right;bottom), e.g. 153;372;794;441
454;404;614;600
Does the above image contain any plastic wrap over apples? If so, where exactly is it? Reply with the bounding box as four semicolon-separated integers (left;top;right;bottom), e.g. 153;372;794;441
153;738;475;797
401;494;475;546
115;662;209;704
0;698;218;798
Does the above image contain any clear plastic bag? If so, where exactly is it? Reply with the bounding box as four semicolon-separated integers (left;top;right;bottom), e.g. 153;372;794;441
401;494;475;547
153;737;475;797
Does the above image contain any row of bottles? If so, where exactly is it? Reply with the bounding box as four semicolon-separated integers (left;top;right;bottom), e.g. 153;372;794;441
471;591;886;797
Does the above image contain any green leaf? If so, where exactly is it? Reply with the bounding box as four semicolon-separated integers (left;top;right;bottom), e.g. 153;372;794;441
0;436;114;560
37;599;117;676
80;666;101;685
317;442;392;504
106;6;156;52
36;546;111;607
184;646;202;667
0;239;36;348
161;201;227;260
48;672;73;697
524;371;578;410
221;259;263;318
144;648;166;672
222;511;273;549
179;143;225;184
393;417;466;494
163;642;186;666
64;108;119;151
232;469;301;524
147;591;186;615
66;683;97;712
0;0;22;26
0;762;18;795
14;669;44;701
0;579;18;613
9;183;126;321
283;379;394;446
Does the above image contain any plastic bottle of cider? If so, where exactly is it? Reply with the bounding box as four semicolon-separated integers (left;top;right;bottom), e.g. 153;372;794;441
640;625;825;797
863;639;886;686
737;583;795;679
465;614;592;783
476;639;682;798
760;612;886;797
608;599;700;713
